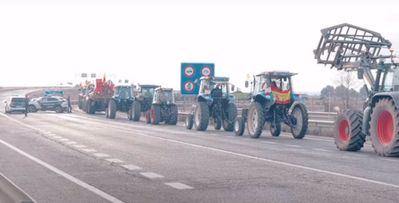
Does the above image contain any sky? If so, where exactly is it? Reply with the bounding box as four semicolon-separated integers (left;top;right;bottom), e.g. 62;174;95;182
0;0;398;94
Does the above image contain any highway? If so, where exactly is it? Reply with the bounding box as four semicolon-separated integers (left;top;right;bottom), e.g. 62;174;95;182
0;89;398;203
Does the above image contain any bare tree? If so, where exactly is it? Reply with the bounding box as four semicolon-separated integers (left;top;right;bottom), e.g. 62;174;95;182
334;72;359;110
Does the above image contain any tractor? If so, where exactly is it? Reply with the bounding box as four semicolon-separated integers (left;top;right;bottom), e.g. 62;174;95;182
314;23;399;156
78;78;114;114
145;87;178;125
185;76;237;131
234;71;308;139
130;84;160;121
105;85;135;119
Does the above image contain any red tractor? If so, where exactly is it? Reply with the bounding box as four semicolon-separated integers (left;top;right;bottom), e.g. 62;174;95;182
78;78;114;114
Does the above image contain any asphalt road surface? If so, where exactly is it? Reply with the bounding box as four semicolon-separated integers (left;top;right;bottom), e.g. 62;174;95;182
0;89;398;203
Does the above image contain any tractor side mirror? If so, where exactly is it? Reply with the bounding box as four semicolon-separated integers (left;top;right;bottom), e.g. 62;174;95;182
357;69;364;79
231;85;235;92
245;81;249;88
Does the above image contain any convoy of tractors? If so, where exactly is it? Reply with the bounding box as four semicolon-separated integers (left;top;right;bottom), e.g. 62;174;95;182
16;23;398;157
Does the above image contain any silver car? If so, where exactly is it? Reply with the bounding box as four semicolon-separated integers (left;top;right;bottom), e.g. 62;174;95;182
4;96;27;113
28;96;68;113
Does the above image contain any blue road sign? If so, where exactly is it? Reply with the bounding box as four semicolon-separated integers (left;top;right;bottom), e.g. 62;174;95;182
181;63;215;95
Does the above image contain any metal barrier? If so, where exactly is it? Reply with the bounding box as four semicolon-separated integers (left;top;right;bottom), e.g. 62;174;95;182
0;174;35;203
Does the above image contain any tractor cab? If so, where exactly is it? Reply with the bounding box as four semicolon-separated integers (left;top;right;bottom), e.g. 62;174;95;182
153;88;175;105
252;71;298;105
114;85;134;100
198;76;234;103
137;85;160;100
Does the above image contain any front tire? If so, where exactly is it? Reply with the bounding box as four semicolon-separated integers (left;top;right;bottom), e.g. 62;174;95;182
214;117;222;130
369;98;399;156
28;105;37;113
247;102;265;138
194;102;209;131
270;122;281;137
132;102;141;121
290;103;309;139
234;117;245;136
151;104;161;125
334;109;365;151
107;100;117;119
185;114;194;130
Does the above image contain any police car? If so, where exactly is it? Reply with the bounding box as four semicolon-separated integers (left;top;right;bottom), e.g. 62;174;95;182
4;96;27;113
28;96;68;113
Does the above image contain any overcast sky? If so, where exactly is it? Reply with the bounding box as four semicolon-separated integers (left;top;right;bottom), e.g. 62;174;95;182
0;0;398;94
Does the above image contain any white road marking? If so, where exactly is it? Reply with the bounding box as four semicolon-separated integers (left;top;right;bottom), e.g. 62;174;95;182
140;172;164;179
53;135;62;139
93;153;110;158
285;144;300;148
106;158;124;164
164;182;193;190
81;148;97;153
313;148;329;152
261;141;277;144
58;138;69;142
0;137;124;203
121;164;141;171
72;144;87;148
65;141;78;145
135;132;399;189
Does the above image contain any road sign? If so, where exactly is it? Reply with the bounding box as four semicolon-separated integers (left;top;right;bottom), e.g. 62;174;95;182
181;63;215;95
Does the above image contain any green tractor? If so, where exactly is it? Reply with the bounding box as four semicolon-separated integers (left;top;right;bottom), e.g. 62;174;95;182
129;84;160;121
185;76;237;131
145;87;179;125
106;85;135;119
234;71;308;139
314;23;399;156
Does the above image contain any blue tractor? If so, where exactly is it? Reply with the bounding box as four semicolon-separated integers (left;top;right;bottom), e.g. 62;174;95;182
106;85;135;119
185;76;237;131
234;71;308;139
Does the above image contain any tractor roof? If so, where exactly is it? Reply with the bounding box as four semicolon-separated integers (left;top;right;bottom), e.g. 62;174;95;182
256;71;297;78
199;76;229;82
155;87;173;92
139;84;160;89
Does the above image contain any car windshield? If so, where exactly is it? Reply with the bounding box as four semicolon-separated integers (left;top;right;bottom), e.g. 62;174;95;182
11;98;26;103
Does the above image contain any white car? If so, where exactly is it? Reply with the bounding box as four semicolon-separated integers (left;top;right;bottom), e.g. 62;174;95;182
28;96;68;113
4;96;27;113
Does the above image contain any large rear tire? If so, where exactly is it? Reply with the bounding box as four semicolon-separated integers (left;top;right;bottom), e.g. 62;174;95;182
290;103;309;139
185;114;194;130
167;104;178;125
234;117;245;136
132;102;141;121
247;102;265;138
223;103;237;132
194;102;209;131
334;109;365;151
369;98;399;156
107;100;117;119
151;104;161;125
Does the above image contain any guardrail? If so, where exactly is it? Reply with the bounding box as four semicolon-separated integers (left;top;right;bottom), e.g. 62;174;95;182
0;174;35;203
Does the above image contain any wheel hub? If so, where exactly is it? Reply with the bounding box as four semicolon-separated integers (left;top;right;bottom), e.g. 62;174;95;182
377;111;394;146
339;119;350;142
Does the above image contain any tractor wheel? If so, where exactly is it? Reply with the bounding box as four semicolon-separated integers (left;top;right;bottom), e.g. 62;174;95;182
107;100;117;119
290;103;309;139
28;105;37;113
270;122;281;137
151;104;161;125
334;109;365;151
369;98;399;156
145;111;151;124
167;104;178;125
234;117;245;136
247;102;265;138
223;103;237;132
185;114;194;130
194;102;209;131
87;100;96;114
132;102;141;121
214;117;222;130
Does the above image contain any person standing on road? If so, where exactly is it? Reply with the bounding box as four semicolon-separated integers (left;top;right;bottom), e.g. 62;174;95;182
67;96;72;113
24;95;29;117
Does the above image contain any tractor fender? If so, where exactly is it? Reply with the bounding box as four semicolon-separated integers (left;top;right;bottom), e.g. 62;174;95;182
372;92;399;109
362;106;371;136
288;101;305;115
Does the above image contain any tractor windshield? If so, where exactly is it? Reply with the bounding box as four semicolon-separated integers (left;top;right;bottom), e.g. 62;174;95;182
156;90;174;103
382;68;399;92
116;86;132;99
142;87;155;98
213;82;229;95
271;77;291;91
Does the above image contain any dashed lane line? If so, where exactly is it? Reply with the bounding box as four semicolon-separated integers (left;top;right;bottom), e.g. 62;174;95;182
81;148;97;153
121;164;142;171
106;158;124;164
140;172;164;179
0;137;125;203
164;182;193;190
93;153;111;158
